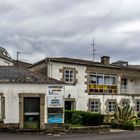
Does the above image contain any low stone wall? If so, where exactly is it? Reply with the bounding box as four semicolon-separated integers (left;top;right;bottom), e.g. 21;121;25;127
0;123;110;134
134;125;140;130
0;123;18;132
69;125;110;133
45;124;110;134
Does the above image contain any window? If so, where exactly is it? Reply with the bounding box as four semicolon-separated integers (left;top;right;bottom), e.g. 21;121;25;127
136;101;140;112
64;69;75;83
89;74;103;85
107;101;116;112
104;75;110;85
88;74;117;94
2;52;6;56
90;100;100;112
122;100;129;107
89;75;96;84
89;74;117;85
121;78;127;88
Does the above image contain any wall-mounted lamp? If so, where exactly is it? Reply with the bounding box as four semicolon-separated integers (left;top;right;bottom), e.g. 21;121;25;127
68;93;71;98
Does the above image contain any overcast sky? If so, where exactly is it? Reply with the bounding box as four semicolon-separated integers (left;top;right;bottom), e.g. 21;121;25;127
1;0;140;64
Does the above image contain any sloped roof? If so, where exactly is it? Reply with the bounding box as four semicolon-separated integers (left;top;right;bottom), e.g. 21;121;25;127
30;57;140;71
0;66;63;84
0;47;13;62
30;57;101;67
13;60;32;69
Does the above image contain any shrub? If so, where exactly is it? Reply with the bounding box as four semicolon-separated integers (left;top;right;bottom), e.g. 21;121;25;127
111;122;118;129
123;121;134;131
113;104;137;124
82;112;104;126
64;110;74;123
71;113;83;124
104;114;114;124
65;110;104;126
137;112;140;118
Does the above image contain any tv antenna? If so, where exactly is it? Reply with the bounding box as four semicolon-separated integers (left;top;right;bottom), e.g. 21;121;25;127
91;37;96;61
16;51;30;66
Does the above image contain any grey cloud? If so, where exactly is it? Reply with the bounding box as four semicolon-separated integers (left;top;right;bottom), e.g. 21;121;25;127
0;0;140;64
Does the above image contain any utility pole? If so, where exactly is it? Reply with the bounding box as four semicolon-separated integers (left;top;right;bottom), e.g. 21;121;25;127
16;51;21;66
16;51;30;66
91;37;96;61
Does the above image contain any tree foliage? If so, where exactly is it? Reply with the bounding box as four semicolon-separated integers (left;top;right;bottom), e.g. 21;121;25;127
113;104;137;124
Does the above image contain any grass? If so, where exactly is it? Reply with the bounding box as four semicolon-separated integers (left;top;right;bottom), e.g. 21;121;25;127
132;119;140;125
69;124;84;128
135;119;140;125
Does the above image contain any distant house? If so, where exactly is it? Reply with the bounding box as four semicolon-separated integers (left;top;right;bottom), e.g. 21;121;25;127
0;47;13;66
0;46;32;68
29;56;140;114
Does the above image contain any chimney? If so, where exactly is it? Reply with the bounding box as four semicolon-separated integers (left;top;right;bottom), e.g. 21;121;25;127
101;56;110;65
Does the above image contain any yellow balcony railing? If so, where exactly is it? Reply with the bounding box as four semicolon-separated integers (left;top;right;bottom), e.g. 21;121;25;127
88;84;117;94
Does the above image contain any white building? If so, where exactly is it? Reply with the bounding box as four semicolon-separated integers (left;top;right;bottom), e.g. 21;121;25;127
29;56;140;114
0;47;64;130
0;47;14;66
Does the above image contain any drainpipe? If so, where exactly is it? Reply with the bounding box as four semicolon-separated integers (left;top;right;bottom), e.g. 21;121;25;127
48;59;52;78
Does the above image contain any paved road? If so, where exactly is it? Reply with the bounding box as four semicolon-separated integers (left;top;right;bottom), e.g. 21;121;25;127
0;131;140;140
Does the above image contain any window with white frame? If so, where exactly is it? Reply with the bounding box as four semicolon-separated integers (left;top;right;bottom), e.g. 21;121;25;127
89;74;117;85
64;69;75;83
122;100;129;107
136;101;140;112
88;73;117;94
90;100;100;112
121;78;127;88
107;101;116;112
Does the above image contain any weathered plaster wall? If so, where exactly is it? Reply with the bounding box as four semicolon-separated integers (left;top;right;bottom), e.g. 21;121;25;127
48;62;88;111
0;58;13;66
0;84;48;124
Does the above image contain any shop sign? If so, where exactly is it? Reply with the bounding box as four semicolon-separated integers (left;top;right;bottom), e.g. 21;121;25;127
48;96;64;107
48;114;63;123
48;85;63;95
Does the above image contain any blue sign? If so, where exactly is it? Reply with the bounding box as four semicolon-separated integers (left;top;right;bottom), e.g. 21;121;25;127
48;114;63;123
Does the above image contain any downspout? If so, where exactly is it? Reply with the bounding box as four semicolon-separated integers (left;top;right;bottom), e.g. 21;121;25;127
47;59;52;78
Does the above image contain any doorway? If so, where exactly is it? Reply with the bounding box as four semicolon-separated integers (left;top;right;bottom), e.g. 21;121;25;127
24;97;40;129
65;99;76;110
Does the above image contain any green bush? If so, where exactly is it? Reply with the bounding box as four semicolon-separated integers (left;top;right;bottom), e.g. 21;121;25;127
82;112;104;126
71;113;83;124
111;122;118;129
104;114;114;124
123;121;134;131
65;110;104;126
137;112;140;118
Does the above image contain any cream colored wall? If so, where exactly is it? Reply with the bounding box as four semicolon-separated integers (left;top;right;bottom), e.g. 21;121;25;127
0;84;48;124
0;58;13;66
48;62;89;111
47;61;140;113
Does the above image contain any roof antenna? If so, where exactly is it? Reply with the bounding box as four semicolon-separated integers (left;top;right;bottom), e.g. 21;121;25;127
91;36;96;61
16;51;30;66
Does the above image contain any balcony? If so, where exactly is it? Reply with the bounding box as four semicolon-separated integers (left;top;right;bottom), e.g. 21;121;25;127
120;85;140;95
88;84;117;94
88;84;140;95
